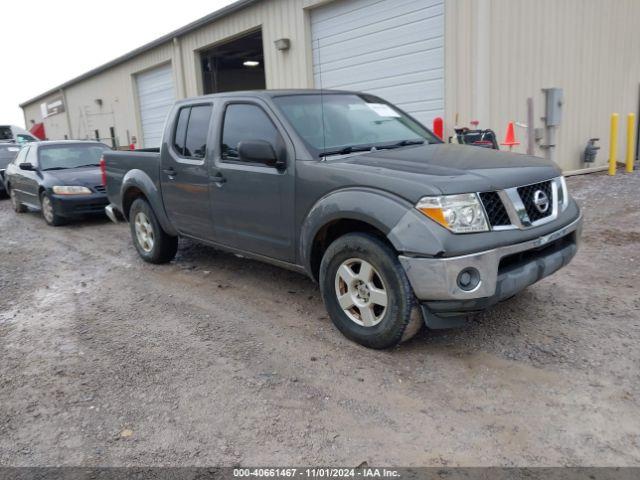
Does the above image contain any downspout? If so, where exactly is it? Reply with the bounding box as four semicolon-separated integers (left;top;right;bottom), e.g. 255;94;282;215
173;37;187;99
59;88;73;140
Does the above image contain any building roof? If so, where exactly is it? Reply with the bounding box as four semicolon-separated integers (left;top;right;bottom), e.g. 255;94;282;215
19;0;260;108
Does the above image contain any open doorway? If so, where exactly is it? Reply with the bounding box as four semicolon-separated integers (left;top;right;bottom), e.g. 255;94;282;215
200;29;266;94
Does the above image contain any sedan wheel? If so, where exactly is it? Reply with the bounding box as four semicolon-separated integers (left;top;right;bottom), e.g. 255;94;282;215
134;211;155;253
41;195;55;223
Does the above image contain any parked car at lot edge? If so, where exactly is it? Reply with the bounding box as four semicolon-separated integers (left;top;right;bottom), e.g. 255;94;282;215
0;125;39;144
103;90;582;349
5;141;112;226
0;143;22;197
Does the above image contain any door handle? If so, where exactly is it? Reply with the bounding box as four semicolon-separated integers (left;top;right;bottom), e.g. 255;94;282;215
163;167;177;177
212;172;226;184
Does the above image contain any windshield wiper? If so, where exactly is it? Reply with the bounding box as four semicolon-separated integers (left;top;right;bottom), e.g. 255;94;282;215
319;140;426;158
75;164;100;168
42;167;67;171
319;145;376;158
378;139;426;150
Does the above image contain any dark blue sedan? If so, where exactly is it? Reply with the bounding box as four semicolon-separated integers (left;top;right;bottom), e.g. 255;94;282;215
4;141;111;226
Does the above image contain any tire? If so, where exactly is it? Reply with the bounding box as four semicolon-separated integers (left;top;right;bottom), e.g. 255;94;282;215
319;232;421;349
129;198;178;264
40;192;65;226
10;187;27;214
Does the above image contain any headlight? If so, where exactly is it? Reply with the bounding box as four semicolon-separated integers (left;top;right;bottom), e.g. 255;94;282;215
558;176;569;211
52;186;92;195
416;193;489;233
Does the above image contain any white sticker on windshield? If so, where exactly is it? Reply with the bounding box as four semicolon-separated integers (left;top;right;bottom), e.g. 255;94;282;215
366;103;401;118
8;147;19;152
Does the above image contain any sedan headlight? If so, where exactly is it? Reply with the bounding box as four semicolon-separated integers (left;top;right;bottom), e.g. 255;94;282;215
416;193;489;233
52;186;92;195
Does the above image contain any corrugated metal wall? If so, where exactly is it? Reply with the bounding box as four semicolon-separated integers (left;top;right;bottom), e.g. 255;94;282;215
21;0;640;167
446;0;640;171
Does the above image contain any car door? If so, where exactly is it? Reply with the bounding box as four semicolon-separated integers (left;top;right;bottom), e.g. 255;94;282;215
209;99;295;262
10;146;32;205
160;103;215;239
20;146;41;207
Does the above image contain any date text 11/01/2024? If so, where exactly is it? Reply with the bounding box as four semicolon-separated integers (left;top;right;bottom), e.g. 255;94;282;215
233;468;401;478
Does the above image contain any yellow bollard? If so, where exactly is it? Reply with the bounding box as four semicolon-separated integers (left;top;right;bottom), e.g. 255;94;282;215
609;113;619;176
626;113;636;173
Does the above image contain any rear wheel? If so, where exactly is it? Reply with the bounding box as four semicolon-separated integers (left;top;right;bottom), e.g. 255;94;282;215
10;188;27;214
129;198;178;264
319;232;422;349
40;192;65;226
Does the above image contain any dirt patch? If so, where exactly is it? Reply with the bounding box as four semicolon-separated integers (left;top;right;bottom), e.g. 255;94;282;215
1;172;639;467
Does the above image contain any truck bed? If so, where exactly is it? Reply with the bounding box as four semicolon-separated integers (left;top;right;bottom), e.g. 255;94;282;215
103;150;161;214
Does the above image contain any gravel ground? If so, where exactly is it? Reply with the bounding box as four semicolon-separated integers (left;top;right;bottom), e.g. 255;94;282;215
0;172;639;467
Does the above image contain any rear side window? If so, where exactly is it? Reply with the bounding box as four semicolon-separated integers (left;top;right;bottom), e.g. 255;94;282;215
221;104;282;161
173;108;190;156
172;104;212;159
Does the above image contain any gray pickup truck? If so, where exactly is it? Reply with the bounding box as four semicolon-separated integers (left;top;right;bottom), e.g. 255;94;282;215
103;90;582;349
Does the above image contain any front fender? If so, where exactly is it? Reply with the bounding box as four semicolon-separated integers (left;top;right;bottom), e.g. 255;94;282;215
299;188;444;275
121;170;178;237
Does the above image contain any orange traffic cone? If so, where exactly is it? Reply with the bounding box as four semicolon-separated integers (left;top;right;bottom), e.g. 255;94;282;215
501;122;520;149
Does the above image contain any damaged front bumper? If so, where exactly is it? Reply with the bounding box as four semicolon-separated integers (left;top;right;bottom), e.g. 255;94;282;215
399;214;583;328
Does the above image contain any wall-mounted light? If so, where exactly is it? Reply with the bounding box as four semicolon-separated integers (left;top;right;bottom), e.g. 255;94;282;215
243;60;260;67
274;38;290;51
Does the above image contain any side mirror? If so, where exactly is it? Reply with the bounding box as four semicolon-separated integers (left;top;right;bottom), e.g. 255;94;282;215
19;162;35;171
238;140;285;169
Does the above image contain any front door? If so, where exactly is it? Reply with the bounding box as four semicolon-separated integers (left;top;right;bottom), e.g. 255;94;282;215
160;103;215;239
209;100;295;263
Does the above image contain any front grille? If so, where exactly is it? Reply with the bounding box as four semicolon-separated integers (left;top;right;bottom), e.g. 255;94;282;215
517;180;553;222
479;191;511;227
94;185;106;194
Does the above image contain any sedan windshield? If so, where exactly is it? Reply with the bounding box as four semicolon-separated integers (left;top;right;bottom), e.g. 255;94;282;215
38;144;109;171
273;93;440;157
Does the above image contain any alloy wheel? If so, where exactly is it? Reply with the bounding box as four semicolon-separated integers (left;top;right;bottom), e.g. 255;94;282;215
134;211;155;253
334;258;388;327
41;195;54;223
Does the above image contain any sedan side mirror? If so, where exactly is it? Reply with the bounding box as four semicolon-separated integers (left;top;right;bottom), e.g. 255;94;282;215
238;140;285;169
19;162;35;171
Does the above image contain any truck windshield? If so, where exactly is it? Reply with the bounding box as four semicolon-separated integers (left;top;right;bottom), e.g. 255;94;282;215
39;144;110;171
273;93;440;157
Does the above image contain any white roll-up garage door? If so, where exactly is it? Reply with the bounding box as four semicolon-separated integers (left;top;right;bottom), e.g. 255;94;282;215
311;0;444;126
136;63;176;148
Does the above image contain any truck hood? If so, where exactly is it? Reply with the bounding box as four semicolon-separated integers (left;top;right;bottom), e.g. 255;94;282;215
324;143;561;198
46;167;102;188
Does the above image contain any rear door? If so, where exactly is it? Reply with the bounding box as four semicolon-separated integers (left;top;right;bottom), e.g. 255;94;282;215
8;146;29;199
160;103;215;239
208;99;295;262
14;146;40;207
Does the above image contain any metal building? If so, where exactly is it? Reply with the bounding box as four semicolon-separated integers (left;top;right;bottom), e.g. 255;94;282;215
20;0;640;172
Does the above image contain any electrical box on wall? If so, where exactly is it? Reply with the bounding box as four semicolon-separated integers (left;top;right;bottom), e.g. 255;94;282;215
543;88;564;126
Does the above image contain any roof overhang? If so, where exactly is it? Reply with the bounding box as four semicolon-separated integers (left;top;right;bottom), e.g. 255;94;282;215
20;0;262;108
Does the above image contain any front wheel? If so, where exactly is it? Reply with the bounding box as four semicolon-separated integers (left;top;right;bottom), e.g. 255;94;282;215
40;192;65;226
129;198;178;264
319;232;422;349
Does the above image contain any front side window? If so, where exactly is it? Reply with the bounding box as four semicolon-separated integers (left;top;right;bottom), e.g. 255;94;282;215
273;93;440;156
38;144;110;171
221;104;282;161
14;147;29;165
172;105;212;159
26;146;38;166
